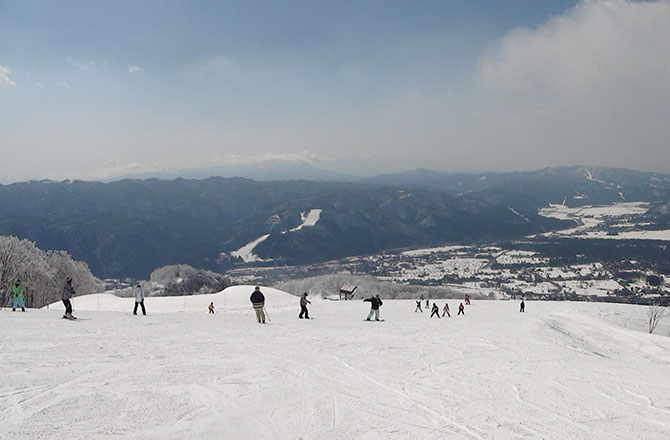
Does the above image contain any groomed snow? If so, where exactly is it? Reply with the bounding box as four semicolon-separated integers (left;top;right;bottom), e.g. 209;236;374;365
230;234;270;262
3;299;670;439
46;285;299;313
288;209;322;232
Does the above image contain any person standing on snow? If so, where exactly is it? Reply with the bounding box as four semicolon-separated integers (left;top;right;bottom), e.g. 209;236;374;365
299;292;311;319
415;300;423;313
430;302;441;319
458;302;465;316
425;298;430;309
12;280;26;312
62;277;76;320
442;302;450;318
250;286;266;324
465;295;471;305
364;295;383;321
520;300;525;313
133;284;146;315
209;302;215;314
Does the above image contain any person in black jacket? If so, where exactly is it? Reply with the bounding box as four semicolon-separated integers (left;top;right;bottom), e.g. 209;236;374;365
299;292;311;319
430;302;441;319
250;286;266;324
415;300;423;313
520;300;525;313
364;295;383;321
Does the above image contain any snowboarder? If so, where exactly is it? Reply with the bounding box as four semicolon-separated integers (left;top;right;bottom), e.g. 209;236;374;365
430;302;441;319
12;280;26;312
364;295;383;321
62;277;76;320
250;286;266;324
415;300;423;313
465;295;471;305
442;302;450;317
209;302;215;314
520;300;525;313
299;292;311;319
458;302;465;316
133;284;146;315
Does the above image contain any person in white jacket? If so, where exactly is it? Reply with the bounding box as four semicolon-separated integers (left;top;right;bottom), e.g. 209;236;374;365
133;284;146;315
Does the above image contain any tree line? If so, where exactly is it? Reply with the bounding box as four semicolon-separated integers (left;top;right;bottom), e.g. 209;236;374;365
0;235;102;308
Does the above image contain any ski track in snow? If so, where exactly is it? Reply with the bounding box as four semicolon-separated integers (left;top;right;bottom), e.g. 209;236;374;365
1;300;670;439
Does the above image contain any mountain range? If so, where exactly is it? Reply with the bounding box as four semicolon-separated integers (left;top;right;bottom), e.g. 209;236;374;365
1;166;669;278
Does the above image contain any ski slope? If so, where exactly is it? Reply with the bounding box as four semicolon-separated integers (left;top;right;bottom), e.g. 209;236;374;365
2;295;670;439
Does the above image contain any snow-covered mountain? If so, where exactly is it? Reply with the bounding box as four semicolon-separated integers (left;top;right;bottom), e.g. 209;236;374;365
1;166;669;278
3;297;669;439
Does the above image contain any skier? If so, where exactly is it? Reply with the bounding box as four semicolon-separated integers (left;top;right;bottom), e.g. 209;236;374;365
430;302;441;319
250;286;266;324
12;280;26;312
209;302;215;314
364;295;383;321
465;295;471;305
442;302;450;317
425;298;430;309
133;284;146;315
458;302;465;316
520;300;525;313
415;300;423;313
62;277;76;320
299;292;311;319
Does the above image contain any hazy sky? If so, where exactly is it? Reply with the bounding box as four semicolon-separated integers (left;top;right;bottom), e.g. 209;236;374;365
2;0;669;183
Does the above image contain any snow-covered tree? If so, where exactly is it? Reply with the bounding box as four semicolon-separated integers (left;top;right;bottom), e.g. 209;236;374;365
150;264;230;296
0;235;102;307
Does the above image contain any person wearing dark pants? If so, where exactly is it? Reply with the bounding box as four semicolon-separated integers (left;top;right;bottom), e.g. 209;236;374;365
430;303;441;319
133;284;146;315
299;292;311;319
415;300;423;313
62;277;76;320
458;302;465;316
520;300;525;313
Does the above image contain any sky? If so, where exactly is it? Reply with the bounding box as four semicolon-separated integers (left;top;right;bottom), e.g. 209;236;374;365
1;0;670;183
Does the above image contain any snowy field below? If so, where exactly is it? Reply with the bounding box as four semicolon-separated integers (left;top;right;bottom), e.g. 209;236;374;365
2;297;670;439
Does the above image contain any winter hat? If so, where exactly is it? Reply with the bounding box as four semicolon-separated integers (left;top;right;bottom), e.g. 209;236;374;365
254;286;260;291
66;277;72;283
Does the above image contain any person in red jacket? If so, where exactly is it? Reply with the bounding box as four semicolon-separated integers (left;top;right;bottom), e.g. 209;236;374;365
458;302;465;316
465;295;471;305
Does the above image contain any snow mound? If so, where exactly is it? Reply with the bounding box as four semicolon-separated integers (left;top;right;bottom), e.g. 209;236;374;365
47;285;298;313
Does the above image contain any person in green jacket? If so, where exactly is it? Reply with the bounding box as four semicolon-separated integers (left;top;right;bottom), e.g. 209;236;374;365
12;280;26;312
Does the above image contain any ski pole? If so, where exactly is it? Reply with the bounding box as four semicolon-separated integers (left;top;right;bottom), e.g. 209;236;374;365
244;306;253;316
263;307;271;322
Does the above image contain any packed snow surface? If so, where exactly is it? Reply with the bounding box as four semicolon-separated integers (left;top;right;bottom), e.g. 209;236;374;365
3;297;670;439
230;234;270;262
288;209;322;232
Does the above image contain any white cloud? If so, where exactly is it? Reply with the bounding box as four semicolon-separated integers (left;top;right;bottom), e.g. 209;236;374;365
70;59;96;71
1;65;17;87
466;0;670;170
215;151;327;166
128;65;142;73
35;82;45;89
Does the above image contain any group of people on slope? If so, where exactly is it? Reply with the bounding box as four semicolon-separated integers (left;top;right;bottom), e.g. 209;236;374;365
415;296;468;318
248;286;385;323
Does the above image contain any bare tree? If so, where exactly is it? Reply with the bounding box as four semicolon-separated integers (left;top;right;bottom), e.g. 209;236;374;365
647;305;667;334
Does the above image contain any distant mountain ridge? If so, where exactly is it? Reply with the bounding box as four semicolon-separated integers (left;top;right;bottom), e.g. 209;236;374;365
1;166;669;278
